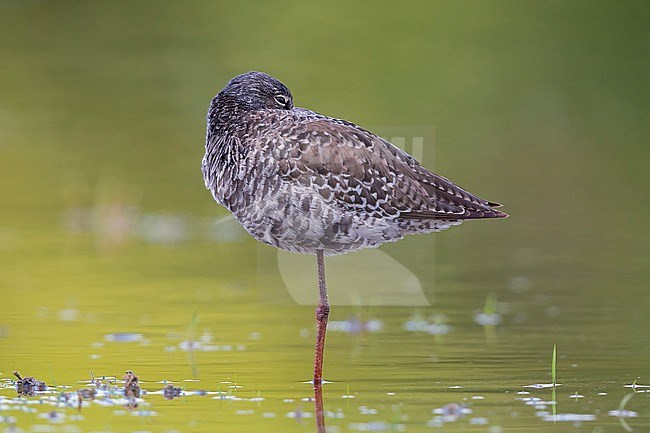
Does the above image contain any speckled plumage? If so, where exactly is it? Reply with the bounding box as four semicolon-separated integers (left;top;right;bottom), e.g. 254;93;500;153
202;71;506;256
203;71;508;389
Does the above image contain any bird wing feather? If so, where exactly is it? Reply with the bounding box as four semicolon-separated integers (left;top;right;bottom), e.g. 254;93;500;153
264;110;506;220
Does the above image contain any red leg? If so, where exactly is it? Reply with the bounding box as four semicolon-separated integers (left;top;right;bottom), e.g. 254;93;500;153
314;380;326;433
313;249;330;385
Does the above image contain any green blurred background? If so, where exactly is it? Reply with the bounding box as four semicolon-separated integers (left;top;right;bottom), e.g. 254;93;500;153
1;1;648;432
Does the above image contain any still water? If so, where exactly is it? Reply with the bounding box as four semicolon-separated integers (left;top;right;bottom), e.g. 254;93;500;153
1;1;648;432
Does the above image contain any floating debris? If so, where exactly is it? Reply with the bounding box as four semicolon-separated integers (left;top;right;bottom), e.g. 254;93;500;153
163;384;183;400
349;421;404;431
359;405;378;415
77;387;97;400
469;417;489;425
541;413;596;422
104;333;144;343
624;381;650;390
130;409;158;417
123;370;141;410
235;409;255;415
523;383;561;389
13;371;47;396
608;409;638;418
474;291;504;326
328;316;383;334
0;369;225;428
474;312;502;326
37;410;65;422
286;408;312;420
403;313;451;335
432;402;472;422
177;331;247;352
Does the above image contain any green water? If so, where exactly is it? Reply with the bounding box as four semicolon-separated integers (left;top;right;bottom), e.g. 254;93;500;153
1;1;648;432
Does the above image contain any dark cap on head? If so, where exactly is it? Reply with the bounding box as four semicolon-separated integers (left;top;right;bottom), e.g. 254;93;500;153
216;71;293;112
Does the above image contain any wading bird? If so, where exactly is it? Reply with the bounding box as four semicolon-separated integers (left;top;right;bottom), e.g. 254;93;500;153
202;71;507;386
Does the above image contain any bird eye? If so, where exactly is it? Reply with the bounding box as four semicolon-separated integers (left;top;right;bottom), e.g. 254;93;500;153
274;94;289;107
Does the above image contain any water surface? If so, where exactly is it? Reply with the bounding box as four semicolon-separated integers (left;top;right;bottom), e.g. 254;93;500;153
1;1;648;432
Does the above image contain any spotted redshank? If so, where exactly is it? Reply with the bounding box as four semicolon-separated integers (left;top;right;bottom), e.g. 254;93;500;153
202;71;507;385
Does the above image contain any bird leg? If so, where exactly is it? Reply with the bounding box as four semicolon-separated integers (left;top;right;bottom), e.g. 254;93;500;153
314;379;326;433
313;249;330;385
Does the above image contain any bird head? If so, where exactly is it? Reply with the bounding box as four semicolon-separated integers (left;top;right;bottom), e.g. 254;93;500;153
215;71;293;113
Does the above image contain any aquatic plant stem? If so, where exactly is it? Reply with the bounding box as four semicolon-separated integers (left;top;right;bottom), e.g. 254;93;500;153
552;344;557;386
552;344;557;419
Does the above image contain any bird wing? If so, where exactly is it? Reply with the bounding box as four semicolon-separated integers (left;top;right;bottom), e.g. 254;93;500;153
269;109;506;220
